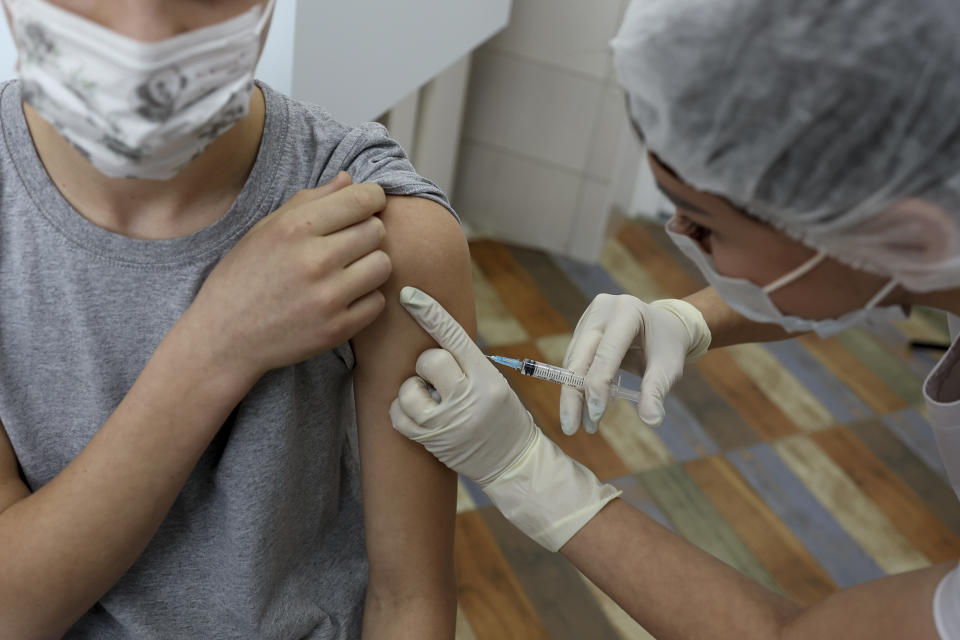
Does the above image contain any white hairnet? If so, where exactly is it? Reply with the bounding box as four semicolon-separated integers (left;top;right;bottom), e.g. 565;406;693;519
612;0;960;292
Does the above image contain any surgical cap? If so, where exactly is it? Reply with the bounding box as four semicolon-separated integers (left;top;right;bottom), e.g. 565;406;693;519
612;0;960;292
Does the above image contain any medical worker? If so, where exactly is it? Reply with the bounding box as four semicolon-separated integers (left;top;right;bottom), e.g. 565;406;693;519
390;0;960;637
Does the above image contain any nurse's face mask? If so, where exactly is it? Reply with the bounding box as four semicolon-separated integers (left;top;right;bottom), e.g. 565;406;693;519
5;0;275;180
665;220;906;337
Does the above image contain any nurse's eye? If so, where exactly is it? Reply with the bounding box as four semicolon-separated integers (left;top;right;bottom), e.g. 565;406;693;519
675;214;712;253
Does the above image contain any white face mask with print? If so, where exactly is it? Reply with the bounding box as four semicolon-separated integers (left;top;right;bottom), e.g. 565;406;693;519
6;0;275;180
665;221;907;337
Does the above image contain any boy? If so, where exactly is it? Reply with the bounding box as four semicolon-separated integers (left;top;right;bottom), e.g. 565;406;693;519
0;1;472;637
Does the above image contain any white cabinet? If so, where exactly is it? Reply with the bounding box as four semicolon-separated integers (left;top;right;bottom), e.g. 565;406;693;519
261;0;511;125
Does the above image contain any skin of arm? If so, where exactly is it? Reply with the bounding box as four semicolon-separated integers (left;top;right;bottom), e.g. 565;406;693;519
684;285;800;349
563;499;951;640
0;325;253;640
352;196;475;639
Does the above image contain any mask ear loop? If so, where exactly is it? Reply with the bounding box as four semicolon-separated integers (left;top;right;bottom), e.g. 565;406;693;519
762;251;828;294
257;0;277;31
863;278;900;310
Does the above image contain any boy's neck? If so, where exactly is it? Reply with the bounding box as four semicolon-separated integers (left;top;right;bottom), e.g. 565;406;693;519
22;86;266;240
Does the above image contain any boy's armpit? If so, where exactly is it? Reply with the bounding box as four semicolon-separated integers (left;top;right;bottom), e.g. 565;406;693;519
0;420;30;517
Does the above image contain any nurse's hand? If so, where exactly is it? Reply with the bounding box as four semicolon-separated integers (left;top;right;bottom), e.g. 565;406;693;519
561;294;711;433
391;287;620;552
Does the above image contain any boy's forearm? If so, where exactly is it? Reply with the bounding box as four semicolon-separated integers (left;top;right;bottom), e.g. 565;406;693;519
0;317;252;639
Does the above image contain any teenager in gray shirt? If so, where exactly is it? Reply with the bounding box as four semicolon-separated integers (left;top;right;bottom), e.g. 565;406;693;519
0;1;473;638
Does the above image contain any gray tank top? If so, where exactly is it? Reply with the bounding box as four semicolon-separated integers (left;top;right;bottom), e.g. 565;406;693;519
0;80;454;639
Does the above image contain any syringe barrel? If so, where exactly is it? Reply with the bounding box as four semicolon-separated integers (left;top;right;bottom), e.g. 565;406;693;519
521;359;585;388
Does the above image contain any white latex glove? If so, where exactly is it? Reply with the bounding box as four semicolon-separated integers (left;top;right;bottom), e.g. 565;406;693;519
390;286;621;552
560;294;711;434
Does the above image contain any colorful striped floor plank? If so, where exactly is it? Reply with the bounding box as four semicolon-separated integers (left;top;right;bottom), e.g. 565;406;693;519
726;443;886;588
455;510;550;639
656;396;719;461
764;340;873;424
551;253;625;301
811;426;960;563
834;329;925;406
694;348;801;440
453;224;957;638
599;238;668;302
797;334;908;415
615;222;702;299
848;419;960;537
470;240;570;337
599;398;676;472
508;246;590;329
881;408;948;479
670;367;761;451
471;261;530;347
725;342;834;432
773;436;931;574
684;455;837;605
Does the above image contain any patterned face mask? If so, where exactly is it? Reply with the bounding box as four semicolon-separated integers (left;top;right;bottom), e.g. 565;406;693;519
6;0;275;180
665;220;907;337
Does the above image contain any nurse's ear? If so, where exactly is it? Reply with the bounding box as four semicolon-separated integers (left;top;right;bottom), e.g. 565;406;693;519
845;198;956;267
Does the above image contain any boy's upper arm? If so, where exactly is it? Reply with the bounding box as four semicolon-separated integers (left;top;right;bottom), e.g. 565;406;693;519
0;421;29;516
350;196;474;607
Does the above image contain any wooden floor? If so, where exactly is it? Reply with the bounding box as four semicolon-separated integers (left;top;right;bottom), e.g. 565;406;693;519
453;219;960;639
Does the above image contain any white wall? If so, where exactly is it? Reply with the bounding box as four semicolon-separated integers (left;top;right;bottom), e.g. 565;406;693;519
451;0;670;262
292;0;509;125
0;0;511;125
453;0;634;261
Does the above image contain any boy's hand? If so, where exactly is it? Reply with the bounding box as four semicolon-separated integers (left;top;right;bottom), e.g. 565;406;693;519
184;172;391;382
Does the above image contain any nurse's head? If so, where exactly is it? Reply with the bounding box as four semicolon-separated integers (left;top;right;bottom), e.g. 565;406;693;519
613;0;960;326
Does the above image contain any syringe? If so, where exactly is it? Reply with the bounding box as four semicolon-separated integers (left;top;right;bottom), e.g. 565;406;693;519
488;355;643;404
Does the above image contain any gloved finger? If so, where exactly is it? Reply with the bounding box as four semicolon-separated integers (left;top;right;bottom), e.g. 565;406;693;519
397;375;440;425
559;328;603;436
559;385;585;436
389;397;431;442
399;287;487;372
636;360;678;427
581;406;599;435
415;348;466;400
584;310;644;424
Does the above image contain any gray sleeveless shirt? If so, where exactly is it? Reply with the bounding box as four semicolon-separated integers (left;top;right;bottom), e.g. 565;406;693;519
0;80;454;639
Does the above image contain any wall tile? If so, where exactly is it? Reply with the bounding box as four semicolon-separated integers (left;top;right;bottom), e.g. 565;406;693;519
454;143;581;254
487;0;624;79
586;84;630;181
565;177;613;262
463;50;603;173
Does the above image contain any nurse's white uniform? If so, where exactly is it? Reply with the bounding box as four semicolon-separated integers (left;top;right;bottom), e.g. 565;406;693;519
926;314;960;638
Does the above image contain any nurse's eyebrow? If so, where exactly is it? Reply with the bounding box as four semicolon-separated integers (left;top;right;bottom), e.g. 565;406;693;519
655;183;712;217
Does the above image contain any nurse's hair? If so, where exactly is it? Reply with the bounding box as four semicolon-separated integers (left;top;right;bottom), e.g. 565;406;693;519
613;0;960;292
